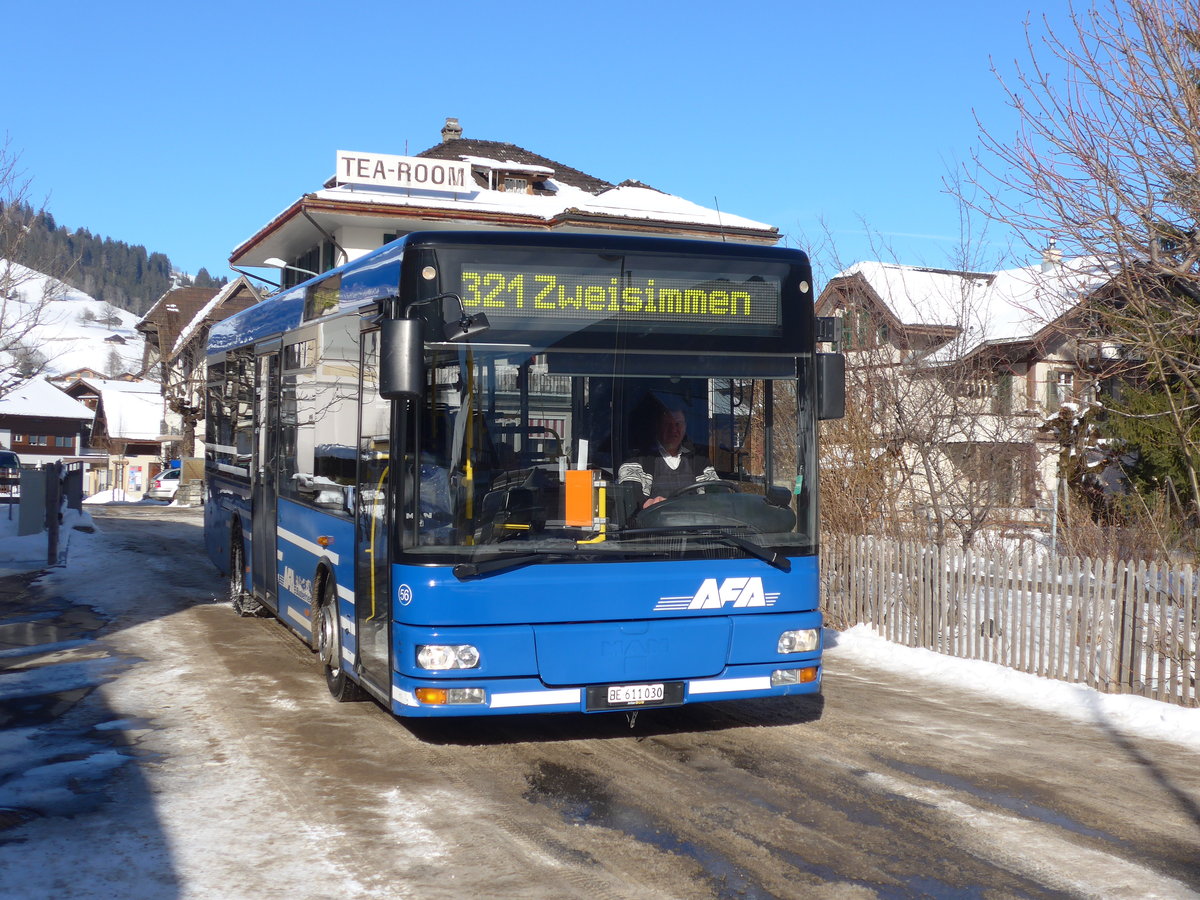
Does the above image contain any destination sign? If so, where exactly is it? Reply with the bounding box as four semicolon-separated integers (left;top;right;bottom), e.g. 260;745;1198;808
456;264;782;333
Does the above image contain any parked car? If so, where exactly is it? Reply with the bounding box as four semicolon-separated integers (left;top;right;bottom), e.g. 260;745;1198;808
0;449;19;500
147;468;181;501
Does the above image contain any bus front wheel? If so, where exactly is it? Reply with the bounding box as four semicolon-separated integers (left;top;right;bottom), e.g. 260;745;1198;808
316;575;364;702
229;535;265;617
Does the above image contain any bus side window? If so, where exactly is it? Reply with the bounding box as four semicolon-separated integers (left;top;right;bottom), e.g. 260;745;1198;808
310;319;360;512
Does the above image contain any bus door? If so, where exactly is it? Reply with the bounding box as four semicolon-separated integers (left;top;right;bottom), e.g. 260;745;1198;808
252;349;280;610
354;330;391;691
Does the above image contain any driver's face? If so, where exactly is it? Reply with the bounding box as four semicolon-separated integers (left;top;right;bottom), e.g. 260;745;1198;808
658;411;686;454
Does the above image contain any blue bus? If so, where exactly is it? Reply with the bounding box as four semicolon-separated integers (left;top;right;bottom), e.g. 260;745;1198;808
204;231;844;718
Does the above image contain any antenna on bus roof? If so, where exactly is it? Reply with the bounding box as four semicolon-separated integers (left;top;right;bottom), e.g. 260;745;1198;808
714;196;727;242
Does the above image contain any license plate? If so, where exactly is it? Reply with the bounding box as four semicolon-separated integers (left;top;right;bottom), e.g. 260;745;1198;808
609;683;664;704
585;681;684;711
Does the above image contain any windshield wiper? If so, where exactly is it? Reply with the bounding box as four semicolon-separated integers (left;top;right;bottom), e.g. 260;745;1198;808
453;550;587;580
616;527;792;573
454;530;791;580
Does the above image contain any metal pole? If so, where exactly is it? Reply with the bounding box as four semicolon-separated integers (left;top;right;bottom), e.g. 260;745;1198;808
46;462;62;565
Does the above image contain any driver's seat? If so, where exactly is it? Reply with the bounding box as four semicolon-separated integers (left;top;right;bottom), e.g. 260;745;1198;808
615;480;644;527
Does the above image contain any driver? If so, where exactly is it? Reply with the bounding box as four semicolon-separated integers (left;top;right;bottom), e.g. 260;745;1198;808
618;406;720;509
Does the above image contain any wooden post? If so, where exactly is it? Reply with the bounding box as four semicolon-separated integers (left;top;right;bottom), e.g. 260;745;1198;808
1184;564;1196;708
1098;557;1115;694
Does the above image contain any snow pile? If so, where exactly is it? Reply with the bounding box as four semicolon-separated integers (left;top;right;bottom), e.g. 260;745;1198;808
0;505;94;575
829;624;1200;747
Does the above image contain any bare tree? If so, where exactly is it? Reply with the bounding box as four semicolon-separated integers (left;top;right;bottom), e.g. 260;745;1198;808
104;347;124;378
0;137;65;397
98;301;123;328
968;0;1200;524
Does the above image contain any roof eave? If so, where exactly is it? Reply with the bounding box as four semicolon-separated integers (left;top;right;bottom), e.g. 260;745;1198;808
231;195;781;266
229;196;307;266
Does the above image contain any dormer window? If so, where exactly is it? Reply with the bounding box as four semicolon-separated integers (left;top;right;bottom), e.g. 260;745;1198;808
503;176;529;194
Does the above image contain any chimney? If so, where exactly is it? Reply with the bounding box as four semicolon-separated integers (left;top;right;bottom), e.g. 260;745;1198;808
441;117;462;143
1041;238;1062;273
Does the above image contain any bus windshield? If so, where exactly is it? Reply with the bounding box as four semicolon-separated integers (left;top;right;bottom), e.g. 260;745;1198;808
400;344;817;565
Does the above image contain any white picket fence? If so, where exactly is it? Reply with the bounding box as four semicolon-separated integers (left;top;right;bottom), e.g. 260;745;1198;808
820;534;1200;707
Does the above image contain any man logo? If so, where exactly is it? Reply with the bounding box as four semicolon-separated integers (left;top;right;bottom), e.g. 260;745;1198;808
654;577;779;612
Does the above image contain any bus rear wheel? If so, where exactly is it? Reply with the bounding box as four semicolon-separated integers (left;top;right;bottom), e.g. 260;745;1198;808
317;575;364;702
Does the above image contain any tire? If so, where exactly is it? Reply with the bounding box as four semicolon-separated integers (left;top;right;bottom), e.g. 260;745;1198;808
229;535;265;617
316;574;364;702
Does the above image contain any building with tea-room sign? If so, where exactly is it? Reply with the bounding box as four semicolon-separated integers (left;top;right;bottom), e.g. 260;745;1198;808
230;117;780;288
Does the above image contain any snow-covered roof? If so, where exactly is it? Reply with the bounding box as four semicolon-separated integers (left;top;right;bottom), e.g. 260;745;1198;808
835;257;1109;359
70;376;154;395
98;381;163;440
171;277;261;357
0;377;96;420
306;174;770;233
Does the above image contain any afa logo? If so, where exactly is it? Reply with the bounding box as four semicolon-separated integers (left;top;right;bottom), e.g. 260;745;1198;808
279;566;313;603
654;577;780;612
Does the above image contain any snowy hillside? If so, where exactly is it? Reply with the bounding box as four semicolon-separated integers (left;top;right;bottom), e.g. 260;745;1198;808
0;259;146;377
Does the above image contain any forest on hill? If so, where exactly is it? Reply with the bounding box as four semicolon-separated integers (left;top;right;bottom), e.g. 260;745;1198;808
1;201;226;315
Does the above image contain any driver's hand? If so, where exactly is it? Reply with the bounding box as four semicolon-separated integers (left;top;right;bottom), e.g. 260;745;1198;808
643;496;666;508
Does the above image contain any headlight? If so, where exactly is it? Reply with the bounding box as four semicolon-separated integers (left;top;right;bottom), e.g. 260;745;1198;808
416;644;481;670
777;628;820;654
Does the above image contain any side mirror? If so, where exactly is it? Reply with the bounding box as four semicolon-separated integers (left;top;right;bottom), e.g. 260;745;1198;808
444;310;490;342
816;353;845;420
380;317;425;400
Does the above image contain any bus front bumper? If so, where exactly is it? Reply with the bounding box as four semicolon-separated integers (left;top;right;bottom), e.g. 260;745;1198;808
388;660;821;718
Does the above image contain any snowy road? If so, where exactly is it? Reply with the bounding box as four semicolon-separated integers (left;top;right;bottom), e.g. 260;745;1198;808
2;505;1198;899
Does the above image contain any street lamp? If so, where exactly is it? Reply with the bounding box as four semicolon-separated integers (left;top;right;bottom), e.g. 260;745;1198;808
263;257;319;279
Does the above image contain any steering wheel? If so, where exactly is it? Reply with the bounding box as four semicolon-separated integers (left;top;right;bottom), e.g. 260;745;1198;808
669;479;740;498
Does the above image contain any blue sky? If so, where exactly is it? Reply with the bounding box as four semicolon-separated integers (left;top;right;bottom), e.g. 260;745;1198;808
5;1;1068;284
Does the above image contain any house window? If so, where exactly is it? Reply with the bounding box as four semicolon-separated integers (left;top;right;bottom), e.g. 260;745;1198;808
503;176;528;194
954;444;1026;507
320;240;338;271
841;308;873;351
55;436;73;448
12;434;24;443
1046;371;1074;409
992;374;1013;415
